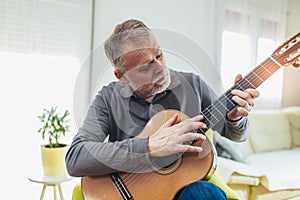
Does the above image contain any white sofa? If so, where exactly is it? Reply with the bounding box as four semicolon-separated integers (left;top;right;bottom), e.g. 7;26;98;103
215;107;300;200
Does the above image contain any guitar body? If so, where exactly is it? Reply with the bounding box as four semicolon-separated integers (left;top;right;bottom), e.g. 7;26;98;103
82;110;217;200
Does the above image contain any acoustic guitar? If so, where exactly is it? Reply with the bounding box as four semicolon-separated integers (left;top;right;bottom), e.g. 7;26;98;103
81;32;300;200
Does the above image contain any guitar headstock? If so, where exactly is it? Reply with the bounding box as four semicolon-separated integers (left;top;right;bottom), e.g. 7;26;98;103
271;32;300;68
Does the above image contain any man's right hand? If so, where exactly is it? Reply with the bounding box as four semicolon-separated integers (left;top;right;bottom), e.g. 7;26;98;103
148;114;207;157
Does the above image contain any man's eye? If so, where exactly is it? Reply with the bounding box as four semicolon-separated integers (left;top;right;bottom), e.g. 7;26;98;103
139;64;151;72
156;53;163;60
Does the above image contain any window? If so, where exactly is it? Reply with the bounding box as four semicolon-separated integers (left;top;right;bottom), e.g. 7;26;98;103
255;37;283;107
0;1;83;198
221;31;251;90
220;4;286;108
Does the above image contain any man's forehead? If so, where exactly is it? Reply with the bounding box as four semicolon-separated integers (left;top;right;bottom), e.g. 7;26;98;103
121;41;161;68
121;48;158;67
122;36;159;53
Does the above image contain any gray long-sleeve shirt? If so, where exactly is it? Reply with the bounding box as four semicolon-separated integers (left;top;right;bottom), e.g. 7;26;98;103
65;70;248;177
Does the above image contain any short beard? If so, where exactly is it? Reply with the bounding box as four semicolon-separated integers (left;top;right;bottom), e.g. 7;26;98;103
132;74;170;99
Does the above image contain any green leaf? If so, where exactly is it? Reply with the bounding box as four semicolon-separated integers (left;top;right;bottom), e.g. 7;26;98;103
37;106;70;147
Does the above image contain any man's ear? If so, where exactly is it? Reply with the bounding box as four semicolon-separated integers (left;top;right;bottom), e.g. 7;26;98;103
114;69;128;83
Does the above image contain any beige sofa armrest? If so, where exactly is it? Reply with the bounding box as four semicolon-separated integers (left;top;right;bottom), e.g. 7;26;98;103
217;157;264;184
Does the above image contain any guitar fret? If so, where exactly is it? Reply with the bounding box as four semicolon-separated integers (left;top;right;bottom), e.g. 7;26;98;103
216;99;230;112
211;104;224;118
236;83;244;90
221;92;236;113
243;78;256;89
252;70;264;82
202;108;222;130
223;94;236;107
270;56;283;68
245;68;262;88
216;98;229;114
260;64;273;75
202;115;213;129
201;55;283;130
205;109;218;122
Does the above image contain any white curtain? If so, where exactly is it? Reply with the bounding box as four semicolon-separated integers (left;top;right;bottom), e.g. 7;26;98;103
0;0;81;56
218;0;286;109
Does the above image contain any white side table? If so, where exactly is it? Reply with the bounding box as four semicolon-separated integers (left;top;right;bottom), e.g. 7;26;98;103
28;175;73;200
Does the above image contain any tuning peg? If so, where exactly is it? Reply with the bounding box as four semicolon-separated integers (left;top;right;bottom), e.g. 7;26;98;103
292;58;299;68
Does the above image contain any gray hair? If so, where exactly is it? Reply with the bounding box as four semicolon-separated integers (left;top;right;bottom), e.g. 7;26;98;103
104;19;154;69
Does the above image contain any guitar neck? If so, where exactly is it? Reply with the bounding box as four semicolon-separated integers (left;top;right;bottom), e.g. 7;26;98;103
200;56;281;132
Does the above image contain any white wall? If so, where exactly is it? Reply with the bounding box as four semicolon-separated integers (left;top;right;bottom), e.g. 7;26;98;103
89;0;223;99
73;0;94;128
93;0;219;60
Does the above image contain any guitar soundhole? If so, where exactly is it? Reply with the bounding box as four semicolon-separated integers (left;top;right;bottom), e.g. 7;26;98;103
150;154;183;175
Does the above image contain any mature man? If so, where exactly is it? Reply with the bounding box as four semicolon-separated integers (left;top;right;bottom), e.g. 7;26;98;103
66;19;259;199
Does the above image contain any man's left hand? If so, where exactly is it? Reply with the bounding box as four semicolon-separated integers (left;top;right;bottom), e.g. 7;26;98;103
227;74;260;121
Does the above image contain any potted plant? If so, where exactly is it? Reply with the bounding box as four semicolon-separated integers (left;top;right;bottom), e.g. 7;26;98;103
37;106;70;176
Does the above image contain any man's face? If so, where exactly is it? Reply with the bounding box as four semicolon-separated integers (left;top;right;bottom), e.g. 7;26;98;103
116;37;171;100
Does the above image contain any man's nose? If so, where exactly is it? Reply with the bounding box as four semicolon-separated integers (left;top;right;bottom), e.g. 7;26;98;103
152;59;164;73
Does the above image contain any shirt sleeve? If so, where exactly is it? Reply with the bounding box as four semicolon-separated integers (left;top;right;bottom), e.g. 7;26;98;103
65;91;152;177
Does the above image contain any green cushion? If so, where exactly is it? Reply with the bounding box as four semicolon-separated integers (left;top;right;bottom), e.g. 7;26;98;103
205;129;240;199
72;183;83;200
208;172;240;200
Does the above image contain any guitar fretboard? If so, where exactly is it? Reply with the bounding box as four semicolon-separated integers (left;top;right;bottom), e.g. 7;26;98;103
199;56;281;133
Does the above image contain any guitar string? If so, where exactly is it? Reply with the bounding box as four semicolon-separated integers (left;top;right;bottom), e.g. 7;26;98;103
203;41;300;127
200;60;278;129
110;174;130;200
118;54;284;186
210;58;277;114
120;155;180;183
120;157;160;183
121;166;153;184
200;56;281;129
113;174;133;199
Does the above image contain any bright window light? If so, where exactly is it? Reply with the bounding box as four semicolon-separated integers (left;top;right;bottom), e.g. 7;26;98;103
0;52;80;198
255;37;283;107
221;32;283;108
221;31;251;90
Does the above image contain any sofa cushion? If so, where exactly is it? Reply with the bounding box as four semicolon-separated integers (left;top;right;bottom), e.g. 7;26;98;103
213;131;251;163
247;148;300;191
251;185;300;200
248;110;292;152
283;107;300;147
216;157;264;184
